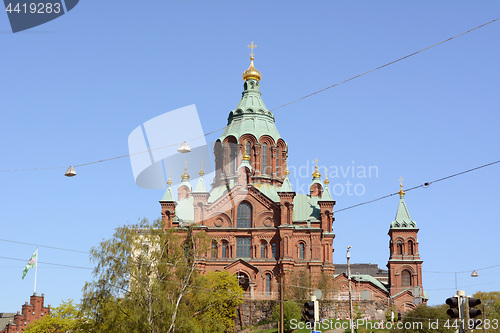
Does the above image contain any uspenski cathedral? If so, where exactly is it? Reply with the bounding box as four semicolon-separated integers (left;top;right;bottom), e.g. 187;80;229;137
159;45;428;313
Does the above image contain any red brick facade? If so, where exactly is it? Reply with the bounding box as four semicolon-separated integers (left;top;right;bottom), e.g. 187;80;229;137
0;294;50;333
159;59;424;312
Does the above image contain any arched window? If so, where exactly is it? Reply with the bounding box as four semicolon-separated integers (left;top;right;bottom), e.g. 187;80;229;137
276;147;280;176
401;270;412;287
237;203;251;228
262;143;268;174
221;241;228;258
261;242;267;258
299;243;305;259
229;143;237;174
397;240;403;255
246;141;252;162
408;240;414;255
265;273;271;294
272;242;277;259
211;241;217;258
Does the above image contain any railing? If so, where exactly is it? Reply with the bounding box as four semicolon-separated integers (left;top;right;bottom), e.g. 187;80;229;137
242;291;279;299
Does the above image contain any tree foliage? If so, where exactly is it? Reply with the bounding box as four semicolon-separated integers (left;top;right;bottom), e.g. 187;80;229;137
473;291;500;333
81;218;243;333
24;300;81;333
390;304;454;333
272;301;301;333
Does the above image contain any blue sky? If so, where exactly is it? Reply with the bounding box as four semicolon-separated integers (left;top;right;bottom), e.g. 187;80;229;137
1;1;499;310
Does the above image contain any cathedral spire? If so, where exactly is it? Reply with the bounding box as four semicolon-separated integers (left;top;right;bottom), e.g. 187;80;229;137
160;173;175;201
391;178;416;228
242;41;261;82
398;176;405;197
312;158;321;179
193;162;207;192
279;163;293;192
320;169;333;201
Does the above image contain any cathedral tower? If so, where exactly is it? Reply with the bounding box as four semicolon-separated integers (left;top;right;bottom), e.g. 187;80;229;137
387;181;426;307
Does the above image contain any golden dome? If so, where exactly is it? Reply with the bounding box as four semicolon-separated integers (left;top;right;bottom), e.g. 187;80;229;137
242;56;261;82
312;165;321;179
324;169;330;185
398;176;405;196
181;166;190;180
285;164;290;176
167;175;172;186
398;184;405;196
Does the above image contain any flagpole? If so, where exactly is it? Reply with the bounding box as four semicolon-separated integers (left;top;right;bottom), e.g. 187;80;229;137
34;248;38;294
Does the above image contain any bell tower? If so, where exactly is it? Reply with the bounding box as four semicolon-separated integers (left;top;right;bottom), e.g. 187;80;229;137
387;179;424;297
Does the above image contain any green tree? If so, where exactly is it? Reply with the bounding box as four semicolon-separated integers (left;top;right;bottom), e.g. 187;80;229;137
390;304;454;333
272;301;301;333
473;291;500;333
81;218;242;333
192;271;244;332
24;300;81;333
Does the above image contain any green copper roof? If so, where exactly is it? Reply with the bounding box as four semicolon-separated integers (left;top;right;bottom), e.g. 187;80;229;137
352;274;389;293
193;176;207;193
253;183;280;202
293;194;321;223
176;196;194;224
219;80;282;144
319;183;333;201
179;178;192;190
160;185;175;202
391;195;417;228
238;158;252;172
207;184;231;204
278;175;293;192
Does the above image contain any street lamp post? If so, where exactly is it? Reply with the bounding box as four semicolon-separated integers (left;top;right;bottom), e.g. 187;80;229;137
347;246;354;332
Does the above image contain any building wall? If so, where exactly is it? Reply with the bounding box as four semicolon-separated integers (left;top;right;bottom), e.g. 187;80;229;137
0;294;50;333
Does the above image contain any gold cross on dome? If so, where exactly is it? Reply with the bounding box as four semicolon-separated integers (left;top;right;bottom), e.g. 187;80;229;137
247;41;258;57
399;176;404;185
314;158;318;165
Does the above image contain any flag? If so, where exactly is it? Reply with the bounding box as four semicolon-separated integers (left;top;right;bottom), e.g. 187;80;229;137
22;249;37;279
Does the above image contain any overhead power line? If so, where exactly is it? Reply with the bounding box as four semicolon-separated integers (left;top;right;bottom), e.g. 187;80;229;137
1;159;499;259
0;18;498;173
0;256;92;270
335;159;500;213
0;238;88;254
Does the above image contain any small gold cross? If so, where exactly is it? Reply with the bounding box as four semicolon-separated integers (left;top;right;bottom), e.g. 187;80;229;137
247;41;258;57
399;176;404;185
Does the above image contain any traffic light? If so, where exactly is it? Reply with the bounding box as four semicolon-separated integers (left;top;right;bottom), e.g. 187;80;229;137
304;301;315;325
446;296;461;318
468;297;482;329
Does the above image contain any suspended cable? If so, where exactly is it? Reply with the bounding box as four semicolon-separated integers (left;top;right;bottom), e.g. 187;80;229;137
0;256;92;270
0;18;498;173
0;238;88;254
335;159;500;213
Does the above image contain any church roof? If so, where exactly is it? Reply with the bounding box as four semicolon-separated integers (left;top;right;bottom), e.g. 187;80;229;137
278;175;293;192
293;194;321;223
193;175;207;193
352;274;389;293
160;176;175;201
219;56;282;144
175;196;194;224
391;195;417;228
